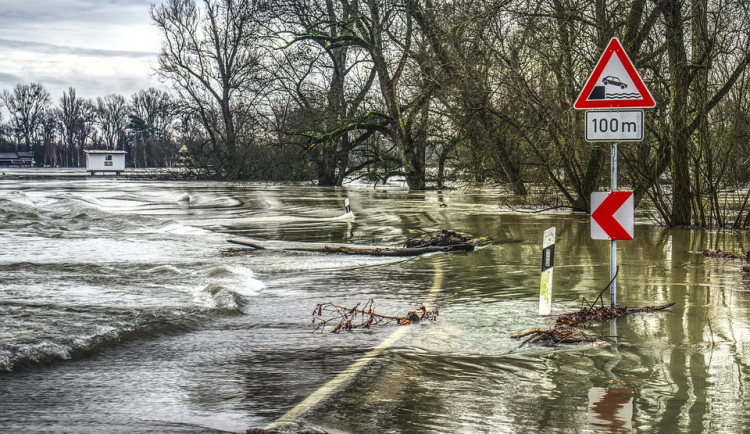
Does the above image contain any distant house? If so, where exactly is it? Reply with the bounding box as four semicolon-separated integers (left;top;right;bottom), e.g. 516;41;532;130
0;151;34;167
84;150;126;175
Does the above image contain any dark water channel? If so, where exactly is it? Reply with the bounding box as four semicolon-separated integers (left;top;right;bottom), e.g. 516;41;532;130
1;177;749;433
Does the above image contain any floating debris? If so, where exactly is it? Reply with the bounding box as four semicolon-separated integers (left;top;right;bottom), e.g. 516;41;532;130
692;248;750;277
691;248;750;261
312;299;438;333
512;274;675;346
512;303;675;346
403;229;489;249
229;229;491;256
246;429;324;434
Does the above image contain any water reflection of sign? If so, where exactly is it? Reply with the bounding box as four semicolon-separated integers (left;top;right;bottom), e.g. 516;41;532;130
587;384;634;432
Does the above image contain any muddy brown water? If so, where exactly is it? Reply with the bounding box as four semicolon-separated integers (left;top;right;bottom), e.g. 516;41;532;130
1;177;748;432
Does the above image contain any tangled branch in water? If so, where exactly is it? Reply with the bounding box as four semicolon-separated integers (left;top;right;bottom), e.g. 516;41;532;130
511;303;675;346
312;299;439;333
512;271;675;346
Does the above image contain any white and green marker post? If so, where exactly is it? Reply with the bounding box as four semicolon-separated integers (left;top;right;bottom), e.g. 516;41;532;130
539;227;556;316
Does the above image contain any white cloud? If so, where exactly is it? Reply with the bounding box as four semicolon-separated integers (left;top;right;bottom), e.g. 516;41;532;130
0;0;167;101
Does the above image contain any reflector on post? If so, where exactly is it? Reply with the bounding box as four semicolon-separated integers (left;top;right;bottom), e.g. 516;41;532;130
539;227;556;316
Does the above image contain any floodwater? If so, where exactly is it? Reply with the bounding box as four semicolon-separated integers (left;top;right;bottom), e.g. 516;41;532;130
1;175;749;433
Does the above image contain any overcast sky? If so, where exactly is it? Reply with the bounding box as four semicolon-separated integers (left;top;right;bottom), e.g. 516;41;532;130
0;0;167;103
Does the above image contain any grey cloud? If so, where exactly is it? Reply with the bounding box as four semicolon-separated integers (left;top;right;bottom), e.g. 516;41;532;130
0;72;25;84
0;0;156;27
0;39;157;59
0;72;164;102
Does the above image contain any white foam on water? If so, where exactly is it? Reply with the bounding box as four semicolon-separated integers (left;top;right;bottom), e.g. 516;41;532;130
144;265;183;275
329;211;355;221
195;265;266;309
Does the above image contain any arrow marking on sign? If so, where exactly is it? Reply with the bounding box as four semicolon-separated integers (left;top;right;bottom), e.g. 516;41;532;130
591;191;633;240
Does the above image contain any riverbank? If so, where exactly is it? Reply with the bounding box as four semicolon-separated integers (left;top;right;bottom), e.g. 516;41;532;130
0;167;188;180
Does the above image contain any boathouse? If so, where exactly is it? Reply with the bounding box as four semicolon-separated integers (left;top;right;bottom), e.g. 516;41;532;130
85;150;126;175
0;151;34;167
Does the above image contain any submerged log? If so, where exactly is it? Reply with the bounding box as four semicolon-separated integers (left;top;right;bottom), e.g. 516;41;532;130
404;229;486;248
228;230;491;256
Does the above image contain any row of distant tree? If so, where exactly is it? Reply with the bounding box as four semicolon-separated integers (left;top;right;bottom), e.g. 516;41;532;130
0;84;181;169
147;0;750;228
3;0;750;228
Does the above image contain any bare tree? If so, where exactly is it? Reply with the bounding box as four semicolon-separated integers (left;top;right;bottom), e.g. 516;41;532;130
39;109;58;167
350;0;437;190
411;0;531;194
273;0;381;186
128;88;176;167
96;94;129;151
647;0;750;226
57;87;97;167
151;0;267;179
1;82;51;163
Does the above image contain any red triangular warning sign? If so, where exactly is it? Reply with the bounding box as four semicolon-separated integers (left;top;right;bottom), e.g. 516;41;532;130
574;37;655;109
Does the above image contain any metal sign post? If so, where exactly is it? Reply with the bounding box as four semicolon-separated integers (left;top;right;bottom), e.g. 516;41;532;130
575;37;656;309
610;143;617;307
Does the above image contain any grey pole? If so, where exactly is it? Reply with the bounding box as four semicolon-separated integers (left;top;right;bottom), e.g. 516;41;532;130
610;142;618;308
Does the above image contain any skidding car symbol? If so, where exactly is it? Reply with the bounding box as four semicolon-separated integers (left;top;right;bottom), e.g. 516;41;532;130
602;76;628;89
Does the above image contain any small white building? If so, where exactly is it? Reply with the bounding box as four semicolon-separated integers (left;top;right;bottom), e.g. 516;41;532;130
85;150;126;175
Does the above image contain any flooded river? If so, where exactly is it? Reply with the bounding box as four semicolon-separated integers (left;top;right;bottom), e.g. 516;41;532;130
1;176;749;433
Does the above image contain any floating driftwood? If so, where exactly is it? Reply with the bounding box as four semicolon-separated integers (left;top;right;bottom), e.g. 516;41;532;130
691;248;750;261
404;229;482;248
692;248;750;276
512;303;675;345
228;230;491;257
312;299;439;333
246;428;324;434
513;273;675;346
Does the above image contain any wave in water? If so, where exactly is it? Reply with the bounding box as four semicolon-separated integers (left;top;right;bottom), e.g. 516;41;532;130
0;308;208;372
0;260;266;373
198;265;265;310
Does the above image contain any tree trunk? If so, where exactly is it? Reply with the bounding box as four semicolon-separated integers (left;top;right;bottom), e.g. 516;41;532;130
660;0;692;226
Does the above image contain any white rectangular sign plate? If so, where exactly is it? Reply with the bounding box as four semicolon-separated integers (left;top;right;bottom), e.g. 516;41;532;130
585;110;644;142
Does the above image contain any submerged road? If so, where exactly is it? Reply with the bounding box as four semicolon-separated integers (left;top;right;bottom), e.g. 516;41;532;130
267;257;444;431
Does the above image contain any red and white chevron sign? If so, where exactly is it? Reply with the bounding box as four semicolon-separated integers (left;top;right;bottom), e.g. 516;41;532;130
591;191;634;240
